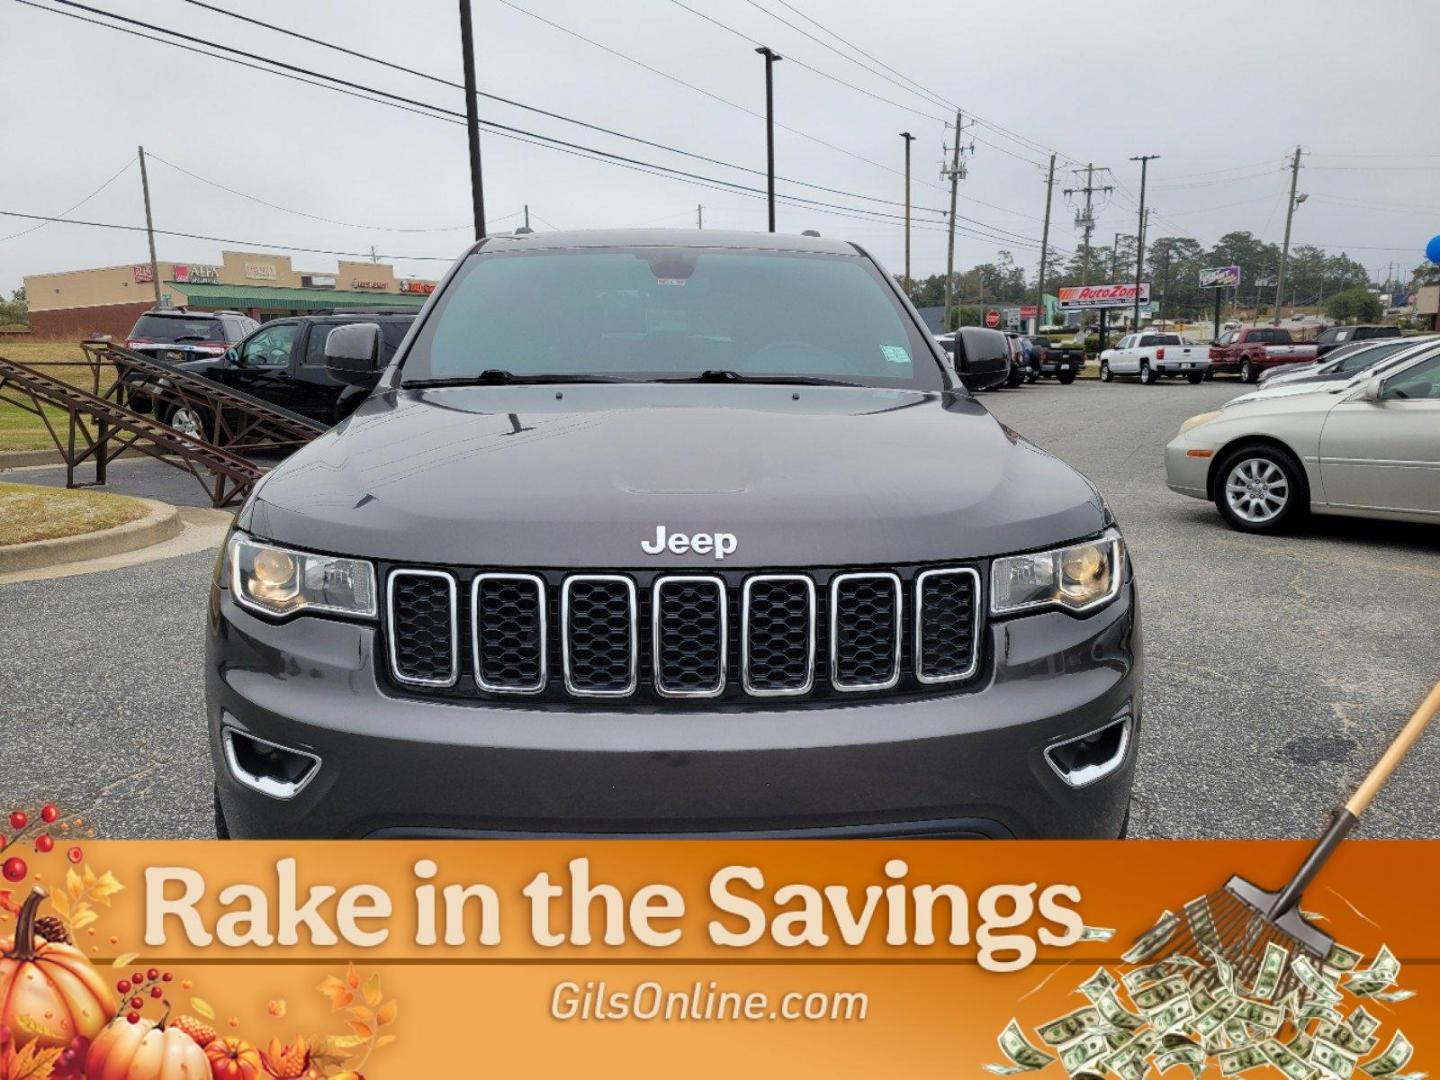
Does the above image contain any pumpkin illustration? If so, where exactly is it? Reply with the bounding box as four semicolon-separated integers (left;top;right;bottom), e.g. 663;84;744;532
86;1009;210;1080
0;887;115;1049
206;1036;264;1080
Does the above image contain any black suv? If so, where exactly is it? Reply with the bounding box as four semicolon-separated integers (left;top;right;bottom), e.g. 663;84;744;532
124;308;257;363
1314;324;1400;358
167;312;416;431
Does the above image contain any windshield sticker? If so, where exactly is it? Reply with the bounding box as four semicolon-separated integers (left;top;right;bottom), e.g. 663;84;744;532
880;345;911;365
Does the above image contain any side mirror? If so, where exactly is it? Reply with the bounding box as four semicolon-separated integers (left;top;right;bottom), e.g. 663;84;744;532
1357;376;1383;402
951;329;1010;391
224;347;238;364
324;323;383;385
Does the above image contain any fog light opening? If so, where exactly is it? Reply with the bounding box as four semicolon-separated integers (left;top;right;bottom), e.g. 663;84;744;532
1045;717;1130;788
222;728;321;801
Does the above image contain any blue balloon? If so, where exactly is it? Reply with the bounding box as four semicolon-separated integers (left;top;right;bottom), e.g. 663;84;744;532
1428;234;1440;265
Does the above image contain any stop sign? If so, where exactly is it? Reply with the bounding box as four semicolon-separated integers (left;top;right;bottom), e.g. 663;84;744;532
984;309;1000;328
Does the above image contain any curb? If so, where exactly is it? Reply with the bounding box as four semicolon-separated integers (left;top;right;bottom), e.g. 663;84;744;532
0;449;68;469
0;497;183;573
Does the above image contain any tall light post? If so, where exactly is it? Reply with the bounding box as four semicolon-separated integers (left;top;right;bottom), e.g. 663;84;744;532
458;0;486;240
755;46;782;232
1129;154;1159;328
900;131;915;291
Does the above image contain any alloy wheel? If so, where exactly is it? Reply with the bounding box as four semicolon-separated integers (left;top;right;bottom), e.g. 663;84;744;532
169;407;203;439
1224;457;1290;524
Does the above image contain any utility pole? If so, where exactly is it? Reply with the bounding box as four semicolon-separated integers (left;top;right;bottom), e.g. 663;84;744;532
900;131;915;292
1111;233;1123;281
697;204;703;230
1273;145;1304;325
523;205;530;230
1130;154;1159;329
1035;153;1055;335
941;111;969;330
458;0;486;241
1157;232;1171;330
1064;163;1111;289
755;46;782;232
136;145;161;307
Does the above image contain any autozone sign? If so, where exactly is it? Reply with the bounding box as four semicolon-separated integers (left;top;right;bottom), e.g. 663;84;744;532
1056;283;1150;310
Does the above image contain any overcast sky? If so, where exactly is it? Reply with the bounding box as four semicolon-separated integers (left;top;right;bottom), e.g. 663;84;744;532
4;0;1439;296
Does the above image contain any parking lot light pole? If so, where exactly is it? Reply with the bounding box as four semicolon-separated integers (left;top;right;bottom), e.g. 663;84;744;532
458;0;487;241
1129;154;1158;329
756;46;782;232
900;132;915;291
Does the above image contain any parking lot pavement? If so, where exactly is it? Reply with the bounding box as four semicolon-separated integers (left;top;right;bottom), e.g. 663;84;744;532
1;378;1437;840
4;455;232;508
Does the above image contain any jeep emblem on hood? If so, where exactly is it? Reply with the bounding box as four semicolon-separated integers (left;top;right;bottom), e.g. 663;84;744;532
641;525;737;560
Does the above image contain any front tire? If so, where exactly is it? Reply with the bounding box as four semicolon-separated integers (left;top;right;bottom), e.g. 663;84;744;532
164;402;212;442
1099;360;1113;382
1240;358;1256;383
1139;360;1156;385
1214;446;1306;533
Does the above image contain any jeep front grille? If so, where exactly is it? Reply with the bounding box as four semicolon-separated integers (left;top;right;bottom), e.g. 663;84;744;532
384;565;982;705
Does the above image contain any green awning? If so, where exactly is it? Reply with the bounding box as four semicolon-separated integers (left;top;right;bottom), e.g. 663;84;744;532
166;281;428;311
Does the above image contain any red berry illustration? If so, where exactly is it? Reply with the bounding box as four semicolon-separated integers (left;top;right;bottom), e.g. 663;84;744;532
116;979;130;994
147;967;159;981
66;846;83;864
41;805;59;824
126;1012;140;1024
8;811;26;831
35;834;54;853
131;972;144;985
161;972;173;982
2;856;27;882
150;986;163;999
130;996;143;1010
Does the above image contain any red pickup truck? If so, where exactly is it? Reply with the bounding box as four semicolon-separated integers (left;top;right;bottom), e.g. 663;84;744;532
1209;327;1318;383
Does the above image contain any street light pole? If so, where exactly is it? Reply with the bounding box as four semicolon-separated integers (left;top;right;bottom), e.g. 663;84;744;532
755;46;782;232
900;131;915;291
1129;154;1159;329
136;145;161;307
458;0;486;241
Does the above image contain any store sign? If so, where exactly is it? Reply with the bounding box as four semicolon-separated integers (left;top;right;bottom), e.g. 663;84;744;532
132;264;154;284
172;264;219;284
1020;305;1038;318
1199;265;1241;289
244;262;278;281
399;280;437;295
302;274;337;289
1056;283;1150;310
352;279;389;291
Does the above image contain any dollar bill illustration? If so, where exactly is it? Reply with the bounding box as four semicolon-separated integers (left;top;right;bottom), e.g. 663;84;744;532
1122;912;1180;965
1095;990;1146;1034
1149;995;1195;1034
1079;925;1116;942
987;1019;1057;1075
1325;943;1365;973
1293;955;1345;1005
1036;1006;1104;1047
1263;1038;1320;1080
1313;1037;1360;1080
1132;974;1189;1014
1219;1045;1269;1076
1060;1033;1111;1076
1156;1044;1205;1078
1079;967;1119;1003
1251;941;1290;1001
1361;1032;1413;1078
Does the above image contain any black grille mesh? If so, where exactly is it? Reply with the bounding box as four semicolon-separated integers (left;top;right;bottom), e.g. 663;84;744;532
744;578;812;692
474;576;544;690
389;573;455;684
655;578;725;694
918;571;978;680
832;575;900;688
565;579;635;693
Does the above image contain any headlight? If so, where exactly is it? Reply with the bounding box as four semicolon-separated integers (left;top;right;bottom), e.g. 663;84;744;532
1180;409;1222;433
991;530;1124;616
227;532;376;619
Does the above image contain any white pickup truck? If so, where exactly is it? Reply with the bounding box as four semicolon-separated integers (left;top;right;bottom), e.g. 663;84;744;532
1099;332;1211;385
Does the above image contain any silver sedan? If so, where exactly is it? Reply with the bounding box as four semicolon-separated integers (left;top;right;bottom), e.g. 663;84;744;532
1165;342;1440;532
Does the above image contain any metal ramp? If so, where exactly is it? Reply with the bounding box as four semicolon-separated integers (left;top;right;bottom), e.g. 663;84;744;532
0;347;325;508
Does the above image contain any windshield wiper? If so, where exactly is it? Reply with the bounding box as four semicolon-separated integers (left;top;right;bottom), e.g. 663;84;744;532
403;369;637;388
656;369;864;387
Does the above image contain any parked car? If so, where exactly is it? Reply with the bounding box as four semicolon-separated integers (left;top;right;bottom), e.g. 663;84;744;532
1222;339;1439;409
1025;336;1082;384
161;312;417;434
1003;331;1031;387
124;308;257;363
1208;327;1318;383
936;328;1012;391
1099;333;1210;385
209;229;1138;840
1259;336;1428;388
1314;324;1401;358
1166;340;1440;532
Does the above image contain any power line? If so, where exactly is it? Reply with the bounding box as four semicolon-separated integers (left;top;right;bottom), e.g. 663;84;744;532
0;153;135;243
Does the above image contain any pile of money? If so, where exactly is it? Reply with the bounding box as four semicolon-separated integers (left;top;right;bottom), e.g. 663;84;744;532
986;906;1421;1080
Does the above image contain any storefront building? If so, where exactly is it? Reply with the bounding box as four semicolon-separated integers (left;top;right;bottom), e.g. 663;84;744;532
24;250;438;339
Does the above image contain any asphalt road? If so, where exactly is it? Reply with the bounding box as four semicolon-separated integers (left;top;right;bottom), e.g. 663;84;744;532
2;378;1437;839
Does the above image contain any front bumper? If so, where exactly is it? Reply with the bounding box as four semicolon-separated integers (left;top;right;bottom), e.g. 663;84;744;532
1165;435;1212;499
207;580;1142;839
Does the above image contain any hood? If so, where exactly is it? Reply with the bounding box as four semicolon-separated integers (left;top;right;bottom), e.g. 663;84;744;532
1224;378;1357;409
242;384;1107;567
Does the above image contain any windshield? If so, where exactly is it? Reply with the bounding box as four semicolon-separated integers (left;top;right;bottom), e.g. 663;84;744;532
1327;338;1415;373
401;247;944;390
130;314;225;342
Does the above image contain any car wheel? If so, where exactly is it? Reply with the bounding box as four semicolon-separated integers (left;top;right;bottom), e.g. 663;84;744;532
165;403;211;441
1187;372;1204;385
1139;360;1155;385
1240;359;1256;383
213;788;231;840
1056;370;1076;385
1025;368;1038;384
1099;360;1113;382
1214;446;1306;533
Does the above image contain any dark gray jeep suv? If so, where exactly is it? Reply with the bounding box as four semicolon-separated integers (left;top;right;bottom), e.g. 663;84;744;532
208;230;1141;839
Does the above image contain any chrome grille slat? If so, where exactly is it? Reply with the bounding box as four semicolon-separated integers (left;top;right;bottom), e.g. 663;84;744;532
562;574;638;697
915;568;981;684
829;571;903;692
386;569;459;687
471;573;547;694
653;575;727;698
742;574;815;696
